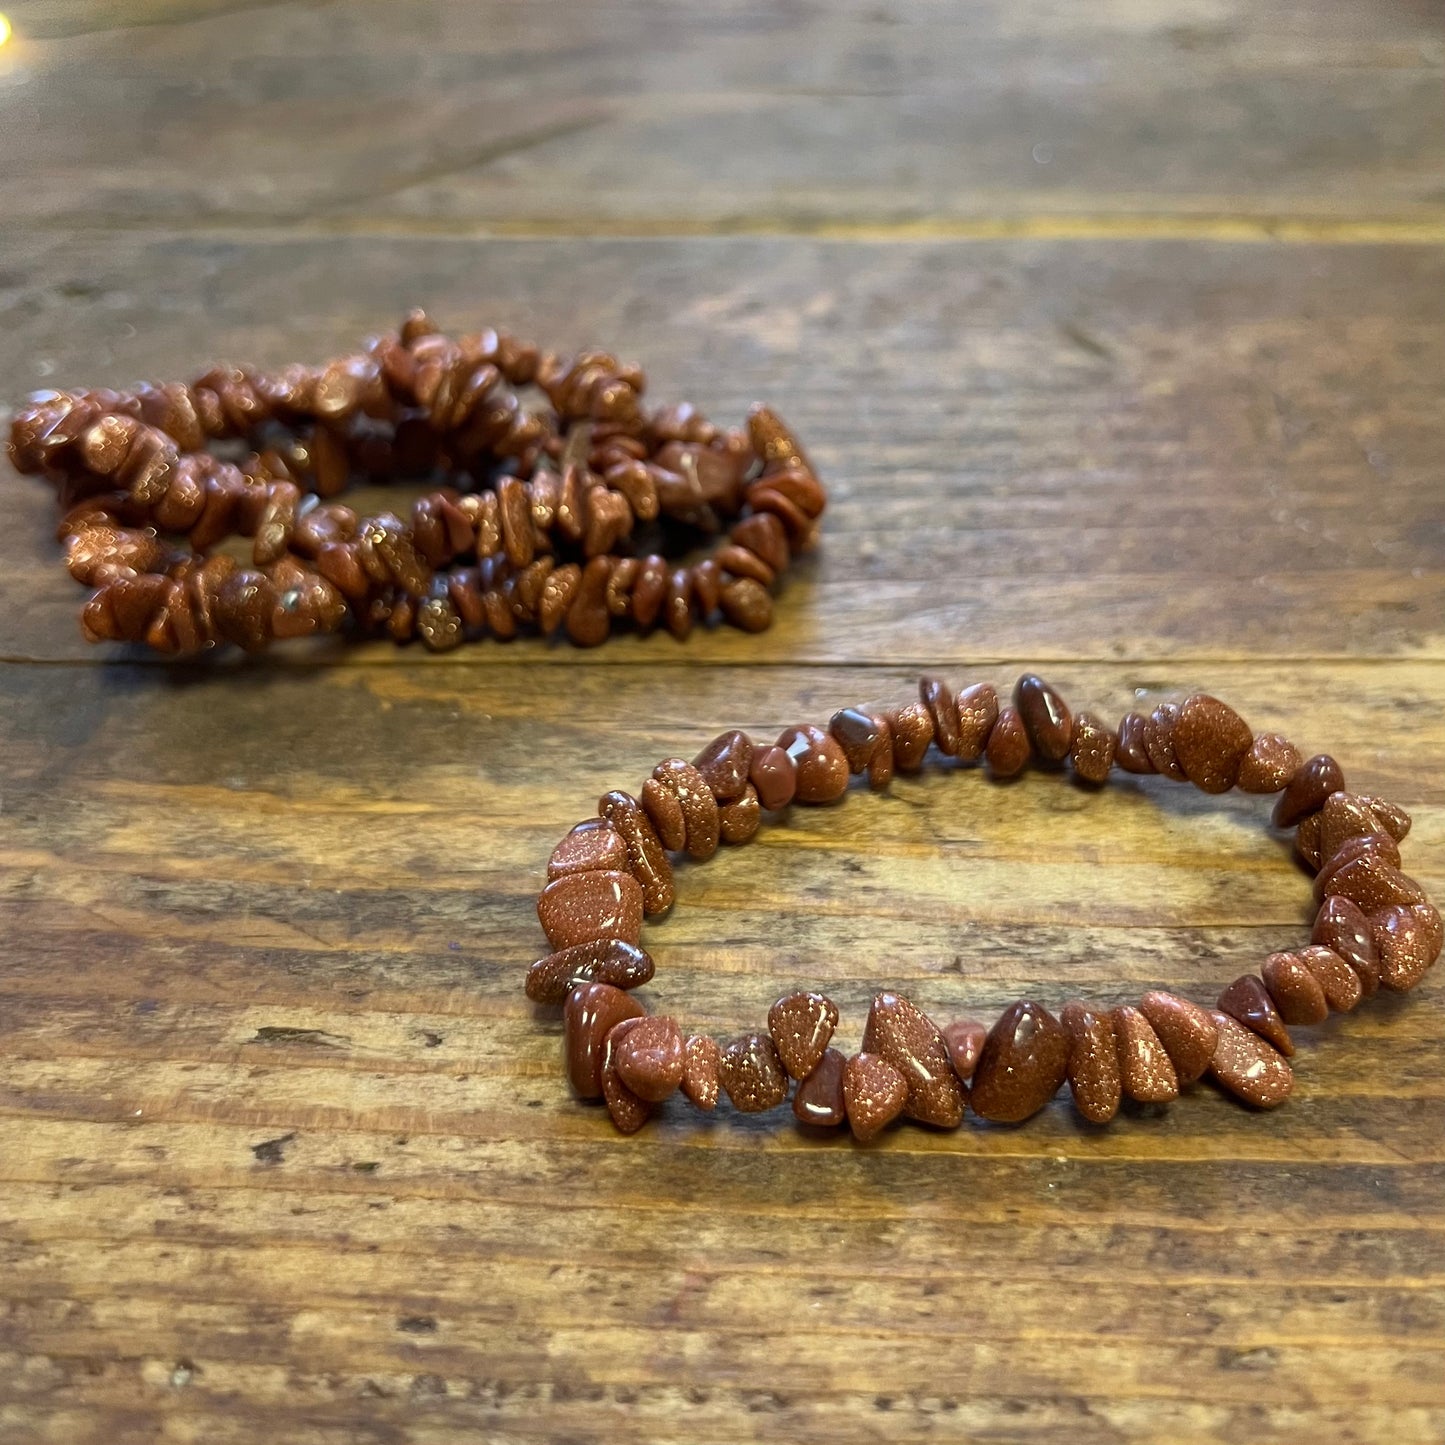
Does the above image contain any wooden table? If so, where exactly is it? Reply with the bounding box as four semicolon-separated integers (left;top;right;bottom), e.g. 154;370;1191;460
2;3;1442;1441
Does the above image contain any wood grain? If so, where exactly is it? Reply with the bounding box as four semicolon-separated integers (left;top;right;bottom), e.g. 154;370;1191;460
1;2;1444;1442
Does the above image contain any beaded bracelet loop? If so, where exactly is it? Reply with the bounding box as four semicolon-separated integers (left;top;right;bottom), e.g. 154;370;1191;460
527;675;1440;1139
7;312;825;655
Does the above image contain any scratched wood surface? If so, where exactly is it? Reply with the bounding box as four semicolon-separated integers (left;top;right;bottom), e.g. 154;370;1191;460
1;3;1444;1443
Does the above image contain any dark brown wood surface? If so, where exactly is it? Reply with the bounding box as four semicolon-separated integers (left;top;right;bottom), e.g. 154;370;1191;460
1;3;1443;1443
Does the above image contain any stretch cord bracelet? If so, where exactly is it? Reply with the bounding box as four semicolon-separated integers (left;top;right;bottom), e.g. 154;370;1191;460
6;312;824;655
526;675;1440;1139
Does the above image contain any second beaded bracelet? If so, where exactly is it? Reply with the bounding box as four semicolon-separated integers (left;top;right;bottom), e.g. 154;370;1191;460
526;675;1439;1140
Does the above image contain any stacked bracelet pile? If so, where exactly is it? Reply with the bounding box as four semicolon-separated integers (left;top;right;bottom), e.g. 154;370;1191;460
7;313;824;655
527;675;1439;1140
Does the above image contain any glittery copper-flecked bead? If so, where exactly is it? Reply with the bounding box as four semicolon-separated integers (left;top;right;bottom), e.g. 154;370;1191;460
1297;943;1362;1013
651;758;721;860
1171;694;1253;794
1314;833;1403;901
1260;952;1329;1026
718;1033;789;1112
862;992;966;1128
942;1019;987;1081
1207;1010;1293;1109
641;777;687;851
719;783;761;843
547;819;629;880
1360;795;1411;841
1014;674;1073;763
1143;702;1187;781
692;730;753;803
537;870;644;951
1114;712;1155;774
1319;791;1391;861
600;1017;651;1133
888;702;934;771
1138;991;1218;1085
919;676;962;756
1237;733;1302;794
768;991;839;1080
1312;895;1381;995
954;683;999;761
1112;1005;1179;1103
1069;711;1116;785
1273;754;1345;828
680;1035;721;1110
842;1053;908;1142
1325;856;1426;915
984;706;1030;778
776;724;849;804
793;1048;847;1127
614;1015;686;1102
1217;975;1293;1056
1060;1001;1121;1124
564;982;646;1098
1370;903;1443;992
525;939;654;1005
598;789;675;915
749;744;797;810
830;707;883;773
969;1000;1070;1123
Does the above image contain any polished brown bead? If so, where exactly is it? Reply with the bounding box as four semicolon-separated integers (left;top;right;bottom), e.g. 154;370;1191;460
1114;712;1156;774
1111;1005;1180;1103
749;745;797;810
718;783;761;843
888;702;934;771
1312;895;1381;995
565;555;613;647
1273;753;1345;828
867;718;896;789
777;724;849;804
919;676;962;756
1060;1001;1121;1124
768;991;839;1080
692;730;753;803
1069;711;1117;785
563;982;645;1098
1237;733;1302;794
984;706;1030;777
1217;975;1293;1056
969;1000;1070;1123
954;683;999;761
1295;812;1324;870
792;1048;847;1127
1172;694;1253;794
215;568;278;652
680;1035;721;1111
1319;791;1389;862
600;1017;651;1133
1143;702;1187;781
1370;903;1443;992
1324;856;1426;915
1297;944;1363;1013
537;870;644;951
942;1019;987;1082
718;1033;789;1113
1360;795;1411;841
830;707;883;773
640;776;687;851
525;939;655;1005
842;1053;909;1142
614;1015;686;1102
598;789;675;915
1313;832;1402;901
1207;1010;1293;1109
547;819;629;880
651;758;721;861
862;992;966;1128
1138;991;1218;1085
718;577;773;632
1013;674;1072;763
1260;952;1329;1026
630;556;668;630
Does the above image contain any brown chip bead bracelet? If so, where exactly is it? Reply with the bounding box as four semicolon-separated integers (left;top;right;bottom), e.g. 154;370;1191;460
8;312;824;654
527;675;1440;1139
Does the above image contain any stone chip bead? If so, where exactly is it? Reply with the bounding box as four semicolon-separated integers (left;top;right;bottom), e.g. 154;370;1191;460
1069;711;1117;785
650;758;721;860
598;789;675;915
1273;754;1345;828
776;723;850;803
692;730;753;803
1114;712;1155;774
1111;1005;1179;1103
842;1053;909;1142
969;1000;1071;1123
1319;791;1390;862
942;1020;987;1082
719;784;762;844
547;819;629;880
1325;855;1426;915
613;1015;686;1102
984;706;1030;778
830;707;883;774
537;870;644;951
1312;895;1381;995
1061;1001;1121;1124
954;683;999;761
1217;975;1293;1056
1171;694;1253;794
1297;943;1363;1013
861;992;966;1129
768;991;839;1081
680;1035;721;1110
1370;903;1443;992
1013;673;1073;763
793;1048;847;1127
1137;991;1218;1085
919;676;963;756
1260;952;1329;1026
563;982;646;1098
1143;702;1187;781
718;1033;789;1113
1207;1011;1294;1109
600;1018;652;1133
525;939;654;1005
748;744;797;811
1237;733;1302;794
